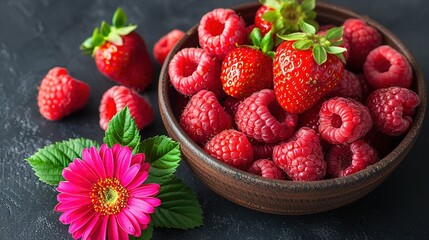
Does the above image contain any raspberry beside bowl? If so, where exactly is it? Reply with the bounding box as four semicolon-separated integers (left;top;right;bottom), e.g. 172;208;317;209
158;2;426;215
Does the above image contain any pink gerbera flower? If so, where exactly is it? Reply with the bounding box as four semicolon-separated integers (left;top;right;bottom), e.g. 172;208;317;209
55;144;161;240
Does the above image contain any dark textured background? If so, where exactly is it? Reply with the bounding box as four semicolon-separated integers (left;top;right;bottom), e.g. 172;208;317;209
1;0;428;239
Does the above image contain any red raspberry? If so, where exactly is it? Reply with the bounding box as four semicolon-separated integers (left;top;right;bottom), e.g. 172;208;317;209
364;129;393;158
180;90;233;145
326;70;362;101
37;67;90;121
168;48;222;97
252;141;277;160
319;97;372;144
356;73;373;102
366;87;420;136
364;45;412;89
222;96;241;118
297;98;324;132
343;18;382;71
273;127;325;181
204;129;253;170
153;29;185;65
326;139;379;178
248;159;285;180
99;86;154;131
198;8;247;61
235;89;298;143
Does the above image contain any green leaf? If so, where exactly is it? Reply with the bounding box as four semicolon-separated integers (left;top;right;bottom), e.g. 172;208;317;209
107;32;123;45
325;27;343;41
293;39;313;50
266;51;275;59
326;46;347;54
313;44;327;65
26;138;99;185
130;223;153;240
260;30;274;53
103;107;141;154
277;32;306;41
139;136;181;181
151;177;203;229
262;10;280;23
299;21;316;34
91;28;105;46
250;28;262;47
112;7;127;28
260;0;281;10
301;0;315;12
114;25;137;36
100;21;111;37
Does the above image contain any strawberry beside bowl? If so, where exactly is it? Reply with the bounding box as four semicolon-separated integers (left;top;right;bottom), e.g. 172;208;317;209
158;2;426;215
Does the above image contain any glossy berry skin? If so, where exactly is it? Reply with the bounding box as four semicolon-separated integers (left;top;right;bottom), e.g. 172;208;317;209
273;127;325;181
95;32;154;91
343;18;382;71
319;97;372;144
248;159;285;180
180;90;233;145
168;48;222;97
366;87;420;136
153;29;185;65
254;5;273;36
273;40;344;114
235;89;298;143
221;47;273;99
326;139;379;178
37;67;90;121
198;8;247;61
99;86;154;131
364;45;412;89
204;129;254;170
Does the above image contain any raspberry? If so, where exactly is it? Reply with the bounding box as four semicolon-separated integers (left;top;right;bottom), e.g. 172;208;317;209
198;8;247;61
235;89;298;143
326;139;379;178
326;70;362;101
168;48;222;97
319;97;372;144
204;129;253;170
99;86;154;131
252;141;277;160
297;98;324;132
248;159;285;180
356;73;373;102
343;18;382;71
364;129;393;158
153;29;185;65
37;67;90;121
273;127;325;181
180;90;233;145
366;87;420;136
222;96;241;118
364;45;412;89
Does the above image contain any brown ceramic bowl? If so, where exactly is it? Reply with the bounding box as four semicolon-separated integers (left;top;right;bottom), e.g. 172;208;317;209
158;2;426;215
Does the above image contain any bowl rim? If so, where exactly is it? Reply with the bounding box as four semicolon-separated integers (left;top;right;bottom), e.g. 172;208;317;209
158;1;427;192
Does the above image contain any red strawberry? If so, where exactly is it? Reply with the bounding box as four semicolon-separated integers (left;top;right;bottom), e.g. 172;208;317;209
37;67;90;121
221;28;274;99
273;22;345;114
254;5;273;36
81;8;153;91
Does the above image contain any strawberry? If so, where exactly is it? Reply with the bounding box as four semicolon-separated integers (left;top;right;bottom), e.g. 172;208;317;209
81;8;153;91
37;67;90;121
255;0;317;37
273;22;346;114
220;28;274;99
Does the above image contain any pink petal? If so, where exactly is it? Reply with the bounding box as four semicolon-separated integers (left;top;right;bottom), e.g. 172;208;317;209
57;192;90;203
121;164;140;187
140;162;150;172
89;146;106;178
81;214;100;240
111;144;121;159
55;198;91;212
69;158;99;184
131;153;145;165
59;205;93;224
117;211;136;235
62;167;93;189
57;181;90;195
108;216;119;240
88;216;109;240
122;208;142;237
104;148;115;177
68;211;95;236
128;197;155;214
140;197;162;208
131;184;160;198
115;147;132;180
126;171;149;190
99;144;108;158
127;205;151;225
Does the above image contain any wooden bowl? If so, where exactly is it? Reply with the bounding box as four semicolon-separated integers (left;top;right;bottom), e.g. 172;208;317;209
158;2;426;215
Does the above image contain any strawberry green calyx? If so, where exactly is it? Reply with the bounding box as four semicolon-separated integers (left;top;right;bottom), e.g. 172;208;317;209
278;21;347;65
80;8;137;55
249;28;276;59
260;0;317;35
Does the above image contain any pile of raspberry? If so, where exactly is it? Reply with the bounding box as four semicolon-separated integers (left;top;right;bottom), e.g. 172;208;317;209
169;8;421;181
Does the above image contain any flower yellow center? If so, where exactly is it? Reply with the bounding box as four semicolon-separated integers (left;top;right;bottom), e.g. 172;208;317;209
90;177;129;216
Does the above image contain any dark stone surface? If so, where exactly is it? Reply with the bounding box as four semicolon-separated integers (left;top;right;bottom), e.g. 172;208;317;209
0;0;428;239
